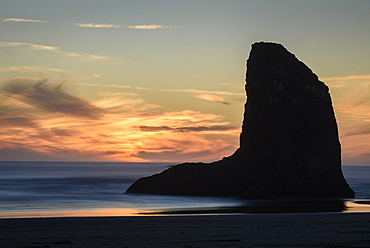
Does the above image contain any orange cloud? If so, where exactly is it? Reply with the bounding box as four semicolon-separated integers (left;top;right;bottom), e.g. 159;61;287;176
325;74;370;165
3;72;370;164
0;77;240;162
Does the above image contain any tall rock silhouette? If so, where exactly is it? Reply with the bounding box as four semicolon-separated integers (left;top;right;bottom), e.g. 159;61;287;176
126;42;354;198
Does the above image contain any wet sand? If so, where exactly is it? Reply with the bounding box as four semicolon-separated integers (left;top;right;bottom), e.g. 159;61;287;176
1;213;370;248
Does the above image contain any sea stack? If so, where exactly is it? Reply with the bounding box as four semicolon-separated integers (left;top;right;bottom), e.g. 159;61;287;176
126;42;355;198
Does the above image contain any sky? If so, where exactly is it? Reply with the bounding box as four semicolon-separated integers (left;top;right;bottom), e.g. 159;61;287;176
0;0;370;165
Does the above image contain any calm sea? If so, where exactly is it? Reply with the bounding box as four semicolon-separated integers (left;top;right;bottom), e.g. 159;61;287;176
0;161;369;218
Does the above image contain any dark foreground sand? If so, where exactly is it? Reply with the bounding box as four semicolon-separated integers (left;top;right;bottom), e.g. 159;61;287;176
1;213;370;248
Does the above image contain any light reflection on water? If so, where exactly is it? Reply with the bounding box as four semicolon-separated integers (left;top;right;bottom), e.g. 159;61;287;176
0;194;245;218
137;198;370;215
0;162;370;218
346;200;370;213
2;194;370;218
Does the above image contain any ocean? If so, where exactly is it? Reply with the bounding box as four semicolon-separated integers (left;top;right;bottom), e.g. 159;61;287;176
0;161;369;218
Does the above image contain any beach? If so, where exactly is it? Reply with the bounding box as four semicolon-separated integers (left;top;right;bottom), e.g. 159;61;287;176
1;213;370;248
1;162;369;247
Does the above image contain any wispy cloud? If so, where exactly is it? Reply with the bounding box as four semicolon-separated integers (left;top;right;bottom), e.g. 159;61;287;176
0;66;72;82
1;77;104;118
0;101;40;128
46;67;71;75
127;24;172;29
340;129;370;165
0;66;41;74
321;74;370;88
2;18;49;23
139;125;237;132
72;23;122;28
78;83;243;97
195;93;229;104
78;82;243;106
0;42;112;61
344;126;370;137
3;18;174;30
99;92;138;97
161;88;244;96
71;23;173;30
322;73;370;164
0;83;240;162
321;74;370;81
30;44;60;51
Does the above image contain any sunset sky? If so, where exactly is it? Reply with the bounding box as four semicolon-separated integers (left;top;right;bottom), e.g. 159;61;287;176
1;0;370;165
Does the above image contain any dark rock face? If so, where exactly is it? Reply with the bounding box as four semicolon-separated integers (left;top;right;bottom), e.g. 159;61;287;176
126;42;355;198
